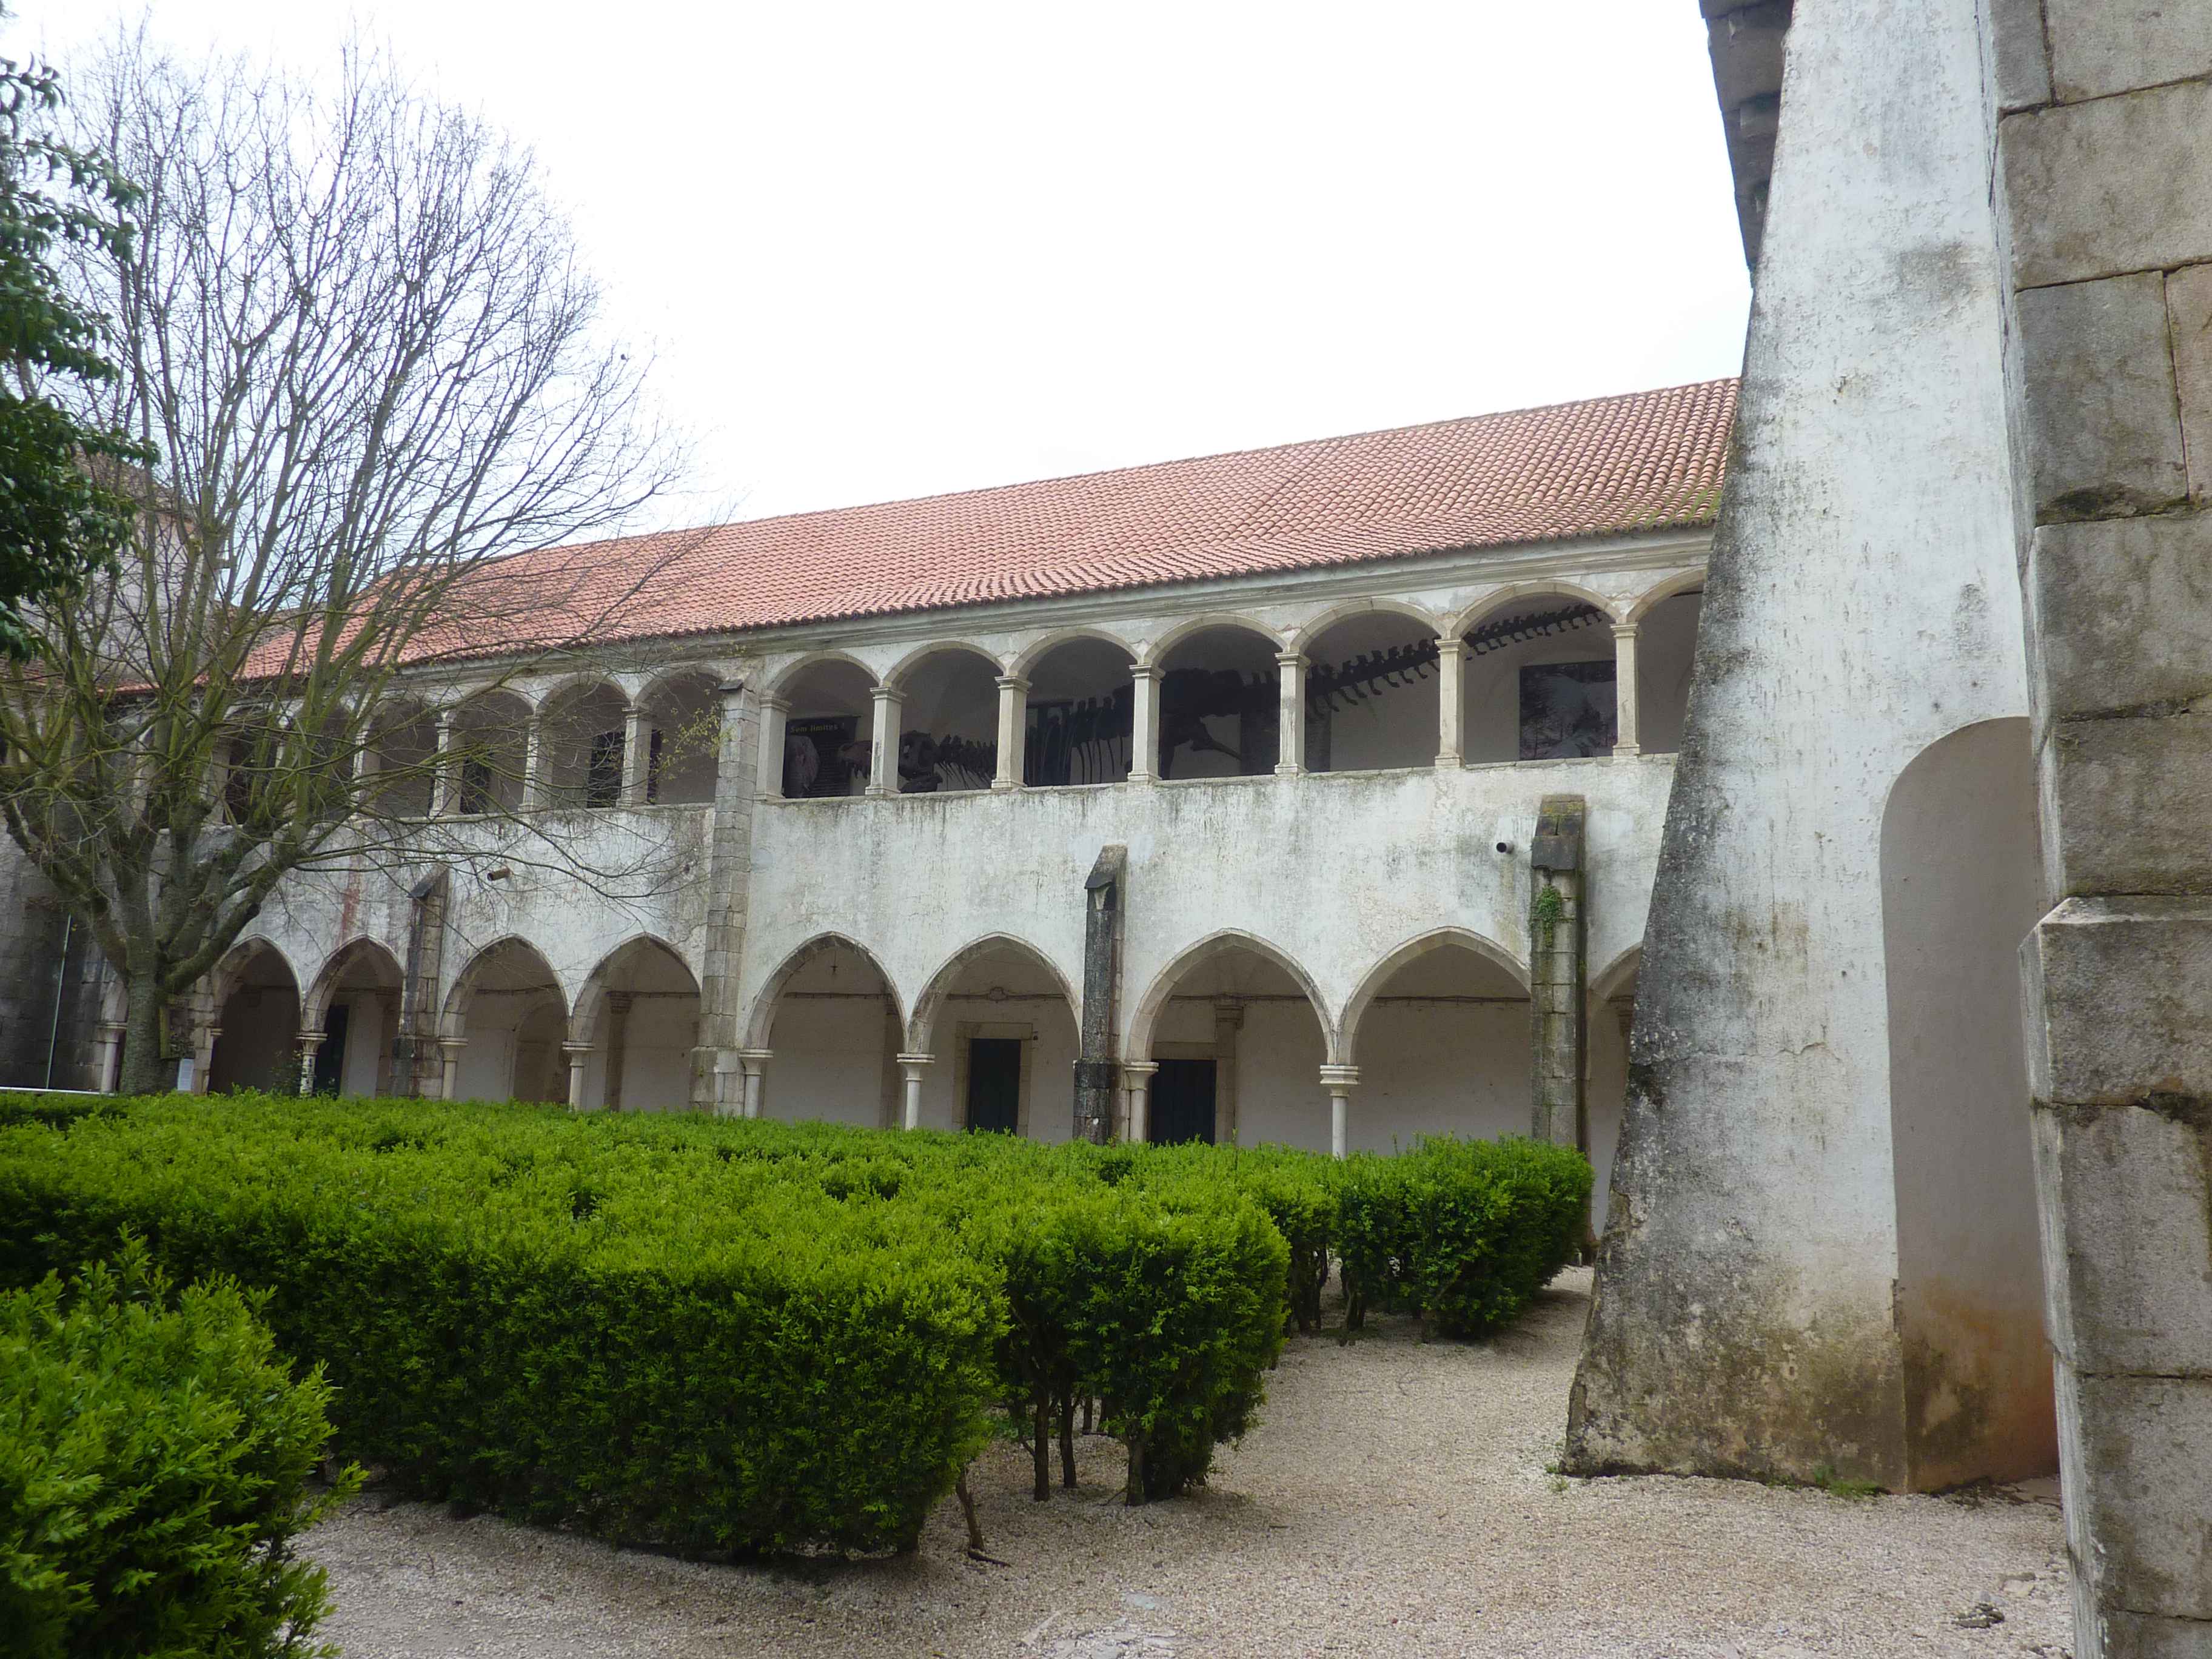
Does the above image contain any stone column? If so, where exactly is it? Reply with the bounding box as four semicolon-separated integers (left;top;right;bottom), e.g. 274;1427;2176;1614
867;685;904;797
1212;998;1244;1146
519;712;545;812
95;1022;125;1094
1434;637;1465;768
1610;623;1641;758
621;705;653;805
295;1030;325;1096
993;676;1029;791
431;708;458;817
692;682;760;1111
1993;14;2212;1652
188;1017;218;1094
1122;1059;1158;1144
896;1053;933;1130
1319;1064;1360;1158
1273;652;1307;776
562;1041;595;1111
737;1048;771;1119
437;1036;464;1102
1127;666;1160;783
602;993;633;1111
755;695;789;800
1075;845;1128;1142
1528;796;1585;1148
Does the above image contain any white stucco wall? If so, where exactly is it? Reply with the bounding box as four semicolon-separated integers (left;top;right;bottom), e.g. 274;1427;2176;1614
1569;0;2045;1490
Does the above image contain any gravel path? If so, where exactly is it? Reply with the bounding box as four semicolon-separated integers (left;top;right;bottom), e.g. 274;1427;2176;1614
307;1269;2073;1658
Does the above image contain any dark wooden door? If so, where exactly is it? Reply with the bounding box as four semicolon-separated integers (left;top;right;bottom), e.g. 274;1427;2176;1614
1150;1058;1217;1145
967;1038;1022;1133
310;1002;349;1096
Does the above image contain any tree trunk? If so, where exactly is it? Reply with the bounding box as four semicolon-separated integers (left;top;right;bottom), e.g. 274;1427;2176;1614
118;968;169;1096
1032;1390;1050;1501
1058;1393;1077;1489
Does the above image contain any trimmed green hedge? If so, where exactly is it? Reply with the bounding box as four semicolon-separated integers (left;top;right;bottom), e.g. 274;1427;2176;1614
1;1237;354;1659
0;1094;1590;1558
1336;1135;1593;1336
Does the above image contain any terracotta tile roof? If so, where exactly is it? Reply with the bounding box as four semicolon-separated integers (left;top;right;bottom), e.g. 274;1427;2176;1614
420;377;1737;662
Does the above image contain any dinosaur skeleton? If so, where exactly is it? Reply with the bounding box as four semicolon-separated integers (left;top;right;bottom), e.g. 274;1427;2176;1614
1463;600;1604;655
893;603;1612;785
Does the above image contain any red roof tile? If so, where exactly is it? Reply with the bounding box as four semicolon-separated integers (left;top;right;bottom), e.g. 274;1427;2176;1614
421;377;1737;662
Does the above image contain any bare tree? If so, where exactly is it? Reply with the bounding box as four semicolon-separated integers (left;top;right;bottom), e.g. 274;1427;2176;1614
0;36;689;1093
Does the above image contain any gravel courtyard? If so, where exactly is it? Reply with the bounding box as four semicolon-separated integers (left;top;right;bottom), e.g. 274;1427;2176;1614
307;1269;2073;1658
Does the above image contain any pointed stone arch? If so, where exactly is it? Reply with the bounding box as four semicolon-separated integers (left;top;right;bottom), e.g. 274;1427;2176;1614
440;936;569;1104
572;934;704;1113
1338;927;1529;1066
907;933;1081;1054
743;933;907;1052
1125;928;1336;1065
303;936;404;1031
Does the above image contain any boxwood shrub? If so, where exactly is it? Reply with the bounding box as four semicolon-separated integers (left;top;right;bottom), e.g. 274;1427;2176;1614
1335;1134;1594;1336
0;1094;1590;1555
0;1099;1003;1556
1;1236;354;1659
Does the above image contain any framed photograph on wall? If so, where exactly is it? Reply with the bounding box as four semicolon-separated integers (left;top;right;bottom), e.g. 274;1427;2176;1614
1519;660;1617;759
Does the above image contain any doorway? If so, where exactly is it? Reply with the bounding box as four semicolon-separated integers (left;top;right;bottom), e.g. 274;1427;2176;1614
967;1037;1022;1133
1150;1057;1217;1145
310;1003;349;1095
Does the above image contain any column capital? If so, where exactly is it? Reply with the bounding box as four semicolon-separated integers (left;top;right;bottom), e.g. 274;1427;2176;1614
1434;633;1466;652
1275;649;1310;669
1127;662;1162;682
757;691;789;712
560;1041;595;1060
871;682;900;703
896;1051;936;1071
736;1046;773;1070
436;1036;467;1054
295;1029;327;1050
1211;997;1247;1029
1610;619;1640;638
993;674;1031;693
1319;1064;1361;1091
1121;1058;1160;1078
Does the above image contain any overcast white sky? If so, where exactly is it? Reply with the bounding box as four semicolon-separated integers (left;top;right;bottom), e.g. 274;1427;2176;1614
18;1;1749;528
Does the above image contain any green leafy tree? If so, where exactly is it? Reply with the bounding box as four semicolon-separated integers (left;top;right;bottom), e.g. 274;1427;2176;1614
0;24;150;659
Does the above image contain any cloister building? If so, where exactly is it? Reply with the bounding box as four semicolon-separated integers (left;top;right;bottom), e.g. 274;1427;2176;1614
3;378;1730;1228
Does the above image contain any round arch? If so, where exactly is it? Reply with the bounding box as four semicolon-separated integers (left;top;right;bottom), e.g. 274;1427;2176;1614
1126;928;1336;1065
1627;569;1708;623
882;638;1007;692
1447;579;1624;637
1338;927;1529;1065
743;932;908;1051
1285;595;1447;650
533;673;632;717
1136;611;1289;668
634;664;725;709
302;936;404;1031
765;648;880;701
907;933;1081;1054
439;935;568;1039
1008;625;1141;680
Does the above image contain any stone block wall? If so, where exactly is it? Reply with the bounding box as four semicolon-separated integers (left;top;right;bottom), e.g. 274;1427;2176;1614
1994;5;2212;1652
